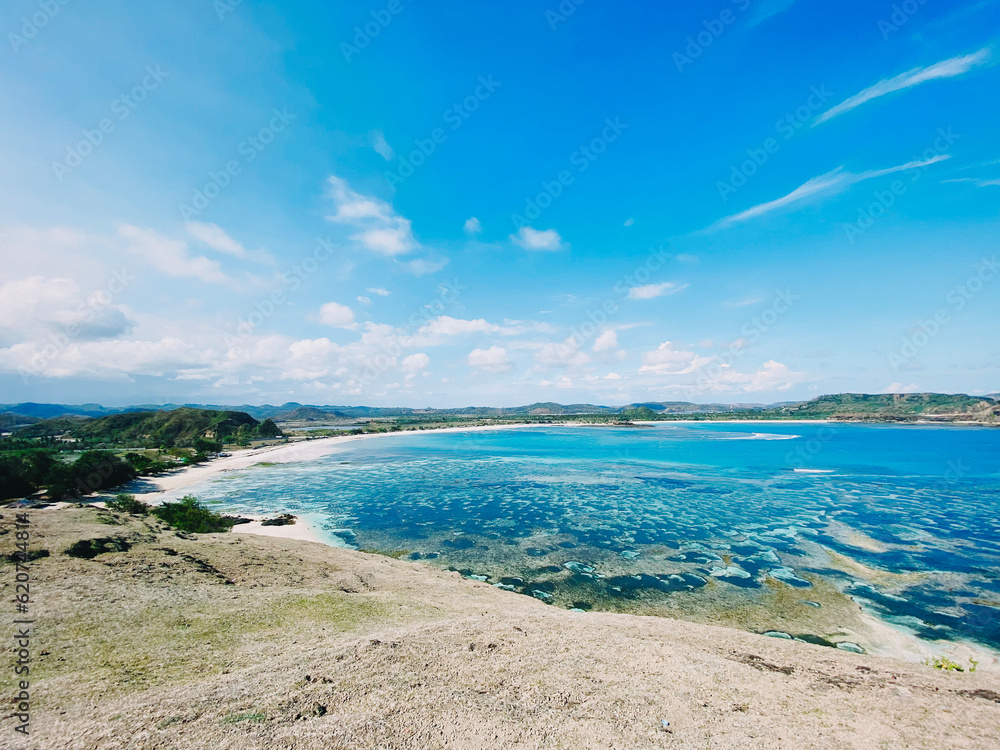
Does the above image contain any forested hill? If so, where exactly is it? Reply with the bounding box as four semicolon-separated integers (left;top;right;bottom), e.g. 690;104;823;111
773;393;998;420
16;407;282;448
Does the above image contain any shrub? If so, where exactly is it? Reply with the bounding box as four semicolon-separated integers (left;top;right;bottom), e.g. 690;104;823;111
66;537;132;559
106;493;149;515
922;655;965;672
151;495;238;533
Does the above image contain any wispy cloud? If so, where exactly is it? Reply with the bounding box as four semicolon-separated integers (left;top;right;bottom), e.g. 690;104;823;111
747;0;800;28
326;174;448;274
119;224;233;285
627;281;689;300
815;49;991;125
715;156;950;227
723;296;764;308
371;130;394;161
943;177;1000;187
185;222;273;264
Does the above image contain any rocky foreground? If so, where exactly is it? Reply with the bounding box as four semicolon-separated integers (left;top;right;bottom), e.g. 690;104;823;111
2;506;998;749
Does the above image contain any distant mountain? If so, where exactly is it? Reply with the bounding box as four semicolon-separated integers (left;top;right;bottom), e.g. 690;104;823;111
0;402;127;419
5;393;998;430
275;406;350;422
628;401;768;414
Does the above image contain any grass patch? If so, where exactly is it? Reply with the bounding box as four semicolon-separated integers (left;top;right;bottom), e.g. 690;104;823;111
221;711;267;724
39;592;393;691
359;548;411;559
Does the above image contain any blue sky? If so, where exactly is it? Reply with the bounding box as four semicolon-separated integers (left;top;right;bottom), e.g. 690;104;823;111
1;0;998;407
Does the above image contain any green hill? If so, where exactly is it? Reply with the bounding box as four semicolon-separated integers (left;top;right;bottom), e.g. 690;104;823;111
776;393;995;419
44;408;283;448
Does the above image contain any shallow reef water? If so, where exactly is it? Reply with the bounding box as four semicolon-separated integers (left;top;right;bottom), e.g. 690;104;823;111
173;422;1000;650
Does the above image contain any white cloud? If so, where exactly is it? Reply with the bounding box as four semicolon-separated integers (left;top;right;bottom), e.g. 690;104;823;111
468;345;514;373
406;316;528;347
592;330;618;352
742;361;805;392
716;156;950;226
317;302;357;329
118;224;232;285
693;360;807;393
628;282;689;300
327;176;393;223
639;341;714;375
510;226;565;251
815;50;991;125
326;175;423;259
883;382;920;393
623;217;635;227
184;222;273;264
401;352;430;372
464;217;483;236
0;276;133;347
352;226;413;256
367;287;391;296
357;295;372;306
372;130;394;161
420;316;500;337
535;339;591;368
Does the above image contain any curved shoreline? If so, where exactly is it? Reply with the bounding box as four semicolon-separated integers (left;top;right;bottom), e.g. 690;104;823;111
119;421;1000;670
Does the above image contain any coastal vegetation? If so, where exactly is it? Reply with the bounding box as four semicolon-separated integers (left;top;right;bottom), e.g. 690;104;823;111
150;494;241;533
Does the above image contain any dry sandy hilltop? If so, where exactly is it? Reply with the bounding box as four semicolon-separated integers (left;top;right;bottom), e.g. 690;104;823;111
2;506;999;750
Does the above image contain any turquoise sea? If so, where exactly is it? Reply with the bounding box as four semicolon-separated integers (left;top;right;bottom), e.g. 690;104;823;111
171;423;1000;651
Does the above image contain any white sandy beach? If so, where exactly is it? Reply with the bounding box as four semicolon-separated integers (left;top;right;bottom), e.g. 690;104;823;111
127;423;550;543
